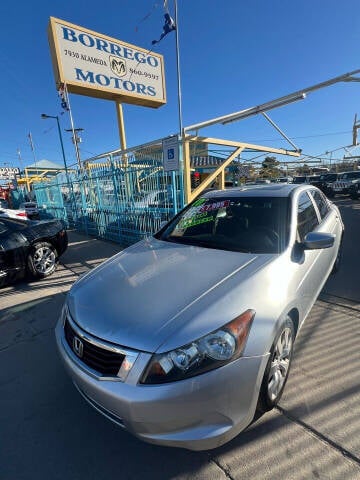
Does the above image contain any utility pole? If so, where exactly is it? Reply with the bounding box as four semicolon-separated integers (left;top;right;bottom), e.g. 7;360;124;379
352;114;360;146
17;148;23;178
65;128;83;168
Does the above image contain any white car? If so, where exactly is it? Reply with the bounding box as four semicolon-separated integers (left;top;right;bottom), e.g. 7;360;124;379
19;202;40;219
0;207;28;220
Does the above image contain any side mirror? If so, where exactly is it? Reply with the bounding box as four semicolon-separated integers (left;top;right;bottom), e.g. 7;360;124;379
303;232;335;250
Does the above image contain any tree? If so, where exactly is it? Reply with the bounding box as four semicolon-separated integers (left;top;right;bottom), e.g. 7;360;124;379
259;156;280;178
297;164;311;175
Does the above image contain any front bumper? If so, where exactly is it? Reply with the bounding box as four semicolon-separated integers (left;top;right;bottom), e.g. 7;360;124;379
55;318;268;450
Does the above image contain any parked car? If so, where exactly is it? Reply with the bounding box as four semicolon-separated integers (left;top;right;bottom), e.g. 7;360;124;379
349;179;360;199
19;201;40;219
0;207;28;220
225;180;238;187
292;175;320;185
125;190;183;234
130;189;181;210
0;217;68;286
56;184;344;451
309;172;341;196
306;175;321;185
328;170;360;197
275;176;293;183
255;179;271;184
292;175;307;184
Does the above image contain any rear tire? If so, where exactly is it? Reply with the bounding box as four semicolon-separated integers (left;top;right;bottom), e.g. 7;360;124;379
27;242;58;278
257;317;295;413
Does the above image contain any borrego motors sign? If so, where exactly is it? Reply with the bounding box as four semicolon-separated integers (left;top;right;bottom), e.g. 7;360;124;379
48;17;166;108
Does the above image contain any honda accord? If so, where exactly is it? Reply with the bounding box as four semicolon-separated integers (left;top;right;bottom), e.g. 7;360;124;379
55;184;343;450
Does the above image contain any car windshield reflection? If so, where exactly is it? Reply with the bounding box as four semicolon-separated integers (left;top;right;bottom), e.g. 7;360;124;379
157;196;290;254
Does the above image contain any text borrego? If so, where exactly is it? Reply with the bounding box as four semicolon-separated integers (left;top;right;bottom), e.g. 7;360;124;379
62;27;159;68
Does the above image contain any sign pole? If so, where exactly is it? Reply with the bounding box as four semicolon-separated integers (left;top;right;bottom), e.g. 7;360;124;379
116;101;128;167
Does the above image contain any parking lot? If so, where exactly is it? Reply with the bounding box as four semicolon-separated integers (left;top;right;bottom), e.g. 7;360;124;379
1;198;359;480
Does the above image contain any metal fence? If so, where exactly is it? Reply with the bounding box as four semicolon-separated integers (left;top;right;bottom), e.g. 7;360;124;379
34;138;184;246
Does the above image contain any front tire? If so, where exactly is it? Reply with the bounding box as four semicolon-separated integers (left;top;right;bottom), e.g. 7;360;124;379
28;242;58;278
257;317;295;412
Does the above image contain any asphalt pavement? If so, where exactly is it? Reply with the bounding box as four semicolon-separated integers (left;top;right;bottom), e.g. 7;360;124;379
0;200;359;479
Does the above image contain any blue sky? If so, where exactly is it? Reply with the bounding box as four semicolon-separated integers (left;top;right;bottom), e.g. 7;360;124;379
1;0;360;170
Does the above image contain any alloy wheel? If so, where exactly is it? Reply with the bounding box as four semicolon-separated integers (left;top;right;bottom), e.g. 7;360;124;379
33;246;56;275
267;326;293;402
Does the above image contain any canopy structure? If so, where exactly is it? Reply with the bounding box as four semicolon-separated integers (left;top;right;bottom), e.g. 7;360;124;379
18;159;74;190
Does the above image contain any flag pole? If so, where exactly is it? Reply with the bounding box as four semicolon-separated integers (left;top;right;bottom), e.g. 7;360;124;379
173;0;187;208
174;0;183;136
28;132;39;177
63;83;82;170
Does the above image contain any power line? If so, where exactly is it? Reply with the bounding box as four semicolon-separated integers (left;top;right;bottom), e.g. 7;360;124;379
249;130;351;143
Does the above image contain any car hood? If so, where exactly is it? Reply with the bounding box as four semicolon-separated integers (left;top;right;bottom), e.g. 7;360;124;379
68;237;267;352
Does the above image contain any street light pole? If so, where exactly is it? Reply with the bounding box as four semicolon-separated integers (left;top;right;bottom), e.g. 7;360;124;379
41;114;70;182
40;113;75;217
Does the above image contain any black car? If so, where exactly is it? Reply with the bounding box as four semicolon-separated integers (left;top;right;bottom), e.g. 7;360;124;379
0;217;68;286
309;173;340;195
292;176;307;184
349;179;360;199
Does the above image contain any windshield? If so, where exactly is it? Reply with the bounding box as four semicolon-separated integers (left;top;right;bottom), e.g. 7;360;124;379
157;196;290;254
341;171;360;180
320;174;337;181
293;177;306;183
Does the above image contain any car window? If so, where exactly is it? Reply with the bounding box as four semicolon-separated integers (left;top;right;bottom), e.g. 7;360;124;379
297;192;319;242
323;174;338;182
310;189;330;220
293;177;307;184
342;171;360;180
157;196;290;254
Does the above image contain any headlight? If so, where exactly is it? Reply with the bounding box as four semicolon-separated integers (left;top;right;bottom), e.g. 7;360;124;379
141;309;255;384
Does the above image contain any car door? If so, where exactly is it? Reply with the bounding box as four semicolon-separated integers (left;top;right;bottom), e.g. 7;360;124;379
0;219;29;286
309;188;342;272
292;190;326;320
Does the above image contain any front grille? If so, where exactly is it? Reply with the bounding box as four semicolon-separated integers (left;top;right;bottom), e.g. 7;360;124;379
64;319;125;376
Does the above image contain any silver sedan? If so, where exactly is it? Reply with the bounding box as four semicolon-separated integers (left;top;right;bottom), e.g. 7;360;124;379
55;184;344;450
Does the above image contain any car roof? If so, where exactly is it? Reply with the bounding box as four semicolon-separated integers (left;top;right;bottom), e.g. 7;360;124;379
202;183;307;198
